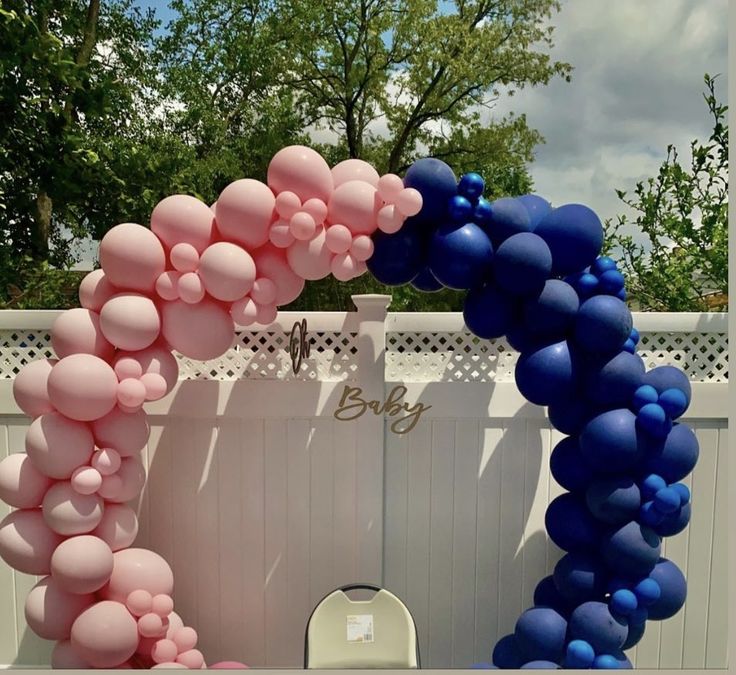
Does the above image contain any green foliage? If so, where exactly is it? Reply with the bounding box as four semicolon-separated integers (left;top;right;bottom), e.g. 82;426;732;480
605;75;728;312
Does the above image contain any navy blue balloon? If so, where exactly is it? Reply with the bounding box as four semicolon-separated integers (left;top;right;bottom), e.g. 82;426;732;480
579;409;642;474
517;194;552;228
494;232;553;297
474;197;493;227
598;269;626;295
654;502;690;537
514;607;567;663
672;482;691;505
633;577;661;606
550;436;593;493
637;403;671;439
633;385;659;412
535;204;604;276
644;365;692;407
646;558;686;620
586;477;641;525
403;158;457;225
591;256;617;276
534;575;572;616
641;422;699;482
568;601;628;654
429;222;493;290
621;621;646;649
521;661;560;669
367;219;427;285
658;388;688;419
545;493;601;552
515;341;578;406
463;282;517;339
548;396;593;435
449;195;473;222
653;486;680;514
522;279;579;341
411;266;443;292
575;296;633;355
485;197;533;245
505;322;550;354
458;172;485;201
601;522;661;579
553;552;607;604
610;589;638;617
584;351;645;409
492;634;522;669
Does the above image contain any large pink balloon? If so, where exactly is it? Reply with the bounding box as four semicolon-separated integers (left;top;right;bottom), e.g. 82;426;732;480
100;223;166;293
331;159;379;187
51;308;114;360
327;179;379;235
25;411;95;479
161;299;234;360
151;195;215;253
71;600;140;668
103;548;174;602
100;293;161;351
215;179;276;250
92;503;139;551
25;576;95;639
43;482;104;535
0;508;63;574
79;269;117;313
51;535;114;594
52;639;92;668
267;145;333;203
47;354;119;422
211;661;250;669
114;344;179;398
252;245;305;306
91;407;150;457
0;453;53;508
12;358;57;418
198;242;257;301
286;228;333;280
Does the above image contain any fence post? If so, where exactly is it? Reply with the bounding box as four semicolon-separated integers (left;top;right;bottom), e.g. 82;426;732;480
351;294;391;584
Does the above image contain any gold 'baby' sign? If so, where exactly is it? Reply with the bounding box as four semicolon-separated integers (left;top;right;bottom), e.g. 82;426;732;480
333;384;431;434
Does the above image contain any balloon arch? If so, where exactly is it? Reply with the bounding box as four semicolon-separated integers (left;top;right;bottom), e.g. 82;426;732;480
0;147;696;669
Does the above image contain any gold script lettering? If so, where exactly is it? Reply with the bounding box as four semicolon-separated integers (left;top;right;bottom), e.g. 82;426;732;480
333;384;431;434
288;319;311;375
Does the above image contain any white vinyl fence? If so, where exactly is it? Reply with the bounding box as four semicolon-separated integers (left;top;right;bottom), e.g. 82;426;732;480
0;297;728;669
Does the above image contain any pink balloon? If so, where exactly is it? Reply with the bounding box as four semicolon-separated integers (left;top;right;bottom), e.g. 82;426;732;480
51;535;114;594
152;640;178;664
216;179;276;250
151;594;174;617
91;407;150;457
267;145;333;203
255;303;277;325
161;299;235;360
198;242;256;301
210;662;250;669
325;224;352;254
92;448;122;476
172;626;197;652
302;198;328;224
377;173;404;202
376;203;404;234
331;252;359;282
117;378;147;409
47;354;119;422
114;357;143;381
115;344;179;397
0;508;63;574
100;223;166;293
250;278;276;306
71;600;140;668
327;179;379;235
156;271;181;301
138;612;165;638
71;466;102;495
137;611;183;658
104;456;145;504
395;187;423;217
274;190;301;219
230;297;258;327
127;589;153;616
43;482;104;535
13;358;57;418
92;503;138;551
25;576;96;640
52;308;114;361
286;228;333;280
141;373;168;400
25;411;95;479
170;243;200;273
97;474;123;500
79;269;117;313
269;220;295;248
52;639;92;668
177;272;205;304
103;548;174;602
289;211;317;240
151;195;215;253
252;245;305;306
152;662;187;669
0;452;53;508
100;293;161;351
332;159;380;187
350;234;374;261
176;649;204;669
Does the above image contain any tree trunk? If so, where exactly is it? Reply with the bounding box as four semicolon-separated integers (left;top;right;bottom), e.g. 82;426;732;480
32;192;52;261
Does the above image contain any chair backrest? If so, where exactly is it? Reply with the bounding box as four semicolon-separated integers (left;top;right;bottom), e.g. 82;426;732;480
305;583;420;669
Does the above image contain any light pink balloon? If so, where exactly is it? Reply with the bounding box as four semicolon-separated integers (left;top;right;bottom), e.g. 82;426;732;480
250;278;276;306
286;228;333;280
198;242;256;301
169;243;200;273
25;576;95;640
377;173;404;202
267;145;334;203
71;466;102;495
114;345;179;397
141;373;167;400
92;503;138;551
216;179;276;250
230;297;258;327
0;452;53;508
51;308;114;361
376;203;405;234
331;252;359;282
151;195;215;253
156;271;181;301
0;508;63;574
117;378;147;409
252;245;305;305
332;158;380;187
137;611;183;658
138;612;165;638
127;589;153;616
52;639;92;669
47;354;119;422
177;272;205;304
350;234;374;261
325;224;352;254
176;649;205;669
98;474;123;501
13;358;57;418
172;626;197;652
43;482;104;535
161;299;235;360
395;187;423;217
71;600;139;668
104;456;145;504
79;269;117;313
289;211;317;240
103;548;174;602
327;179;379;235
92;448;122;476
151;594;174;617
152;640;178;664
100;293;161;351
51;535;114;594
302;198;328;224
91;407;150;457
269;220;295;248
100;223;166;293
114;357;143;381
25;411;95;479
210;661;250;669
255;303;277;325
152;662;187;669
274;190;301;219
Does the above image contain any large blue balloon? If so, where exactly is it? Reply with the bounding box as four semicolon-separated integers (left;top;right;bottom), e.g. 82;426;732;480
545;493;601;552
568;602;628;654
515;341;579;406
574;296;633;355
553;552;608;604
548;396;593;435
621;620;646;649
643;365;692;407
522;279;579;341
492;634;522;668
534;204;604;276
411;266;443;292
579;409;642;474
514;607;567;663
640;422;699;483
601;521;661;578
402;158;457;225
533;575;572;617
367;219;427;285
505;322;551;354
517;194;553;228
584;351;645;409
463;282;517;339
585;477;641;525
493;232;552;297
654;502;691;536
428;222;493;290
550;436;593;493
646;558;687;620
485;197;533;246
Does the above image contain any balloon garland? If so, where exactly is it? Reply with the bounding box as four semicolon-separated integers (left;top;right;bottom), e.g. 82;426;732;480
0;146;696;669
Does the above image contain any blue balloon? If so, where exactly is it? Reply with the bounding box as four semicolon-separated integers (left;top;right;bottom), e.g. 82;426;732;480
514;607;568;663
367;219;427;285
535;204;604;276
616;288;627;301
622;621;646;649
579;409;642;474
633;385;659;412
485;197;533;246
640;473;667;500
564;640;595;669
598;269;626;295
575;296;633;355
610;589;638;616
463;282;517;339
633;578;661;606
646;558;686;620
584;351;645;409
403;158;457;225
505;323;550;354
654;502;690;537
658;387;688;419
601;522;661;579
568;601;628;654
630;327;640;344
553;552;607;604
653;487;680;514
411;266;443;292
521;661;560;669
643;366;692;407
429;222;493;290
590;256;618;276
621;338;636;354
571;271;600;299
492;633;522;668
637;403;672;439
534;575;572;616
545;494;601;552
458;172;485;201
494;232;552;297
672;482;691;505
517;194;552;228
639;500;664;526
515;341;579;406
641;422;699;483
522;279;579;341
548;396;593;435
448;194;474;222
474;197;493;227
550;436;593;493
586;477;641;525
593;653;632;669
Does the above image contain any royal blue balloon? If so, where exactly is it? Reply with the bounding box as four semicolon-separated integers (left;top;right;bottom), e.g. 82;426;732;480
568;601;628;654
598;269;626;295
630;327;640;344
594;653;632;669
616;288;627;301
579;409;642;474
493;232;552;297
553;552;607;604
564;640;596;669
515;341;578;406
643;366;692;407
658;387;688;419
633;578;661;606
367;219;427;285
601;522;661;579
506;323;550;354
458;172;485;201
550;436;593;493
474;197;493;227
522;279;579;341
653;487;680;514
590;256;618;276
548;396;593;435
573;272;600;299
517;194;552;228
640;473;667;500
637;403;672;439
654;502;690;537
646;558;686;620
535;204;604;276
621;621;646;649
492;634;522;668
621;339;636;354
672;482;690;505
463;282;516;339
586;477;641;525
403;158;457;225
633;385;659;412
514;607;568;663
584;351;645;409
411;266;443;292
485;197;533;245
545;494;601;552
448;194;474;222
521;661;560;669
575;296;633;355
610;589;638;616
640;500;664;526
429;222;493;290
641;422;699;483
534;575;572;616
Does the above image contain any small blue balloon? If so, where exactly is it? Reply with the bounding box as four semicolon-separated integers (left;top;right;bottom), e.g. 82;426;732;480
672;482;690;505
575;296;633;355
494;232;553;297
644;365;692;406
428;222;493;290
658;387;688;418
486;197;533;246
640;473;667;500
655;502;691;536
628;606;649;625
403;158;457;225
411;266;443;292
474;197;493;226
591;256;618;276
535;204;604;276
463;282;516;339
458;172;485;201
647;558;686;620
448;194;474;222
616;287;627;301
517;194;553;228
622;621;646;649
564;640;595;669
492;634;522;669
575;272;600;298
653;487;681;514
598;269;625;294
639;500;664;526
610;589;638;616
593;654;622;669
630;327;640;344
637;403;672;438
622;339;636;354
633;578;661;606
514;607;568;663
633;385;659;412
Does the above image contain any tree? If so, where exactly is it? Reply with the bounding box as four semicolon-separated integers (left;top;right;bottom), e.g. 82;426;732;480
605;75;728;312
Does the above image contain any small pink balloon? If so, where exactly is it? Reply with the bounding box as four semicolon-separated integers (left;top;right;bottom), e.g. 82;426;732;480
250;278;277;306
289;211;317;240
51;535;114;594
43;482;104;535
153;662;187;669
79;269;117;313
126;589;153;617
151;594;174;617
376;203;404;234
103;548;174;602
0;453;53;508
327;179;378;235
252;245;305;306
152;639;178;664
177;272;205;304
117;378;147;409
269;220;295;248
325;224;352;254
176;649;204;669
151;195;215;253
115;344;178;396
26;411;95;479
230;297;258;327
286;228;333;280
274;190;301;219
104;456;145;504
92;503;138;551
169;243;200;273
350;234;374;261
25;576;96;639
216;179;276;250
156;271;182;301
0;508;63;574
161;299;235;361
141;372;168;400
98;474;124;501
332;159;380;187
198;242;256;301
210;661;250;669
52;639;92;668
100;293;161;351
100;223;166;293
331;252;359;282
13;358;57;418
52;308;114;361
137;611;182;658
354;260;368;277
302;198;328;224
138;612;165;638
377;173;404;202
114;357;143;381
91;407;150;457
47;354;119;422
71;466;102;495
172;626;198;652
255;303;277;325
395;186;423;217
71;600;140;668
92;448;121;476
267;145;334;203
